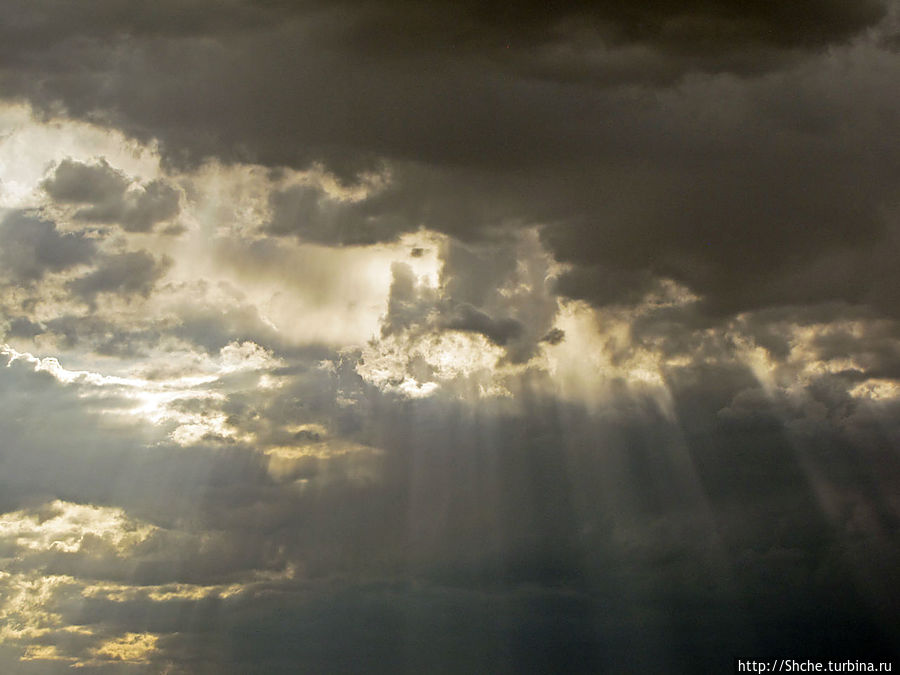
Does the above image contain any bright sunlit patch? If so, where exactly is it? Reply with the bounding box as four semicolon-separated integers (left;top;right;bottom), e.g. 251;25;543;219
89;632;159;663
357;330;508;399
727;330;781;393
2;342;280;445
168;416;232;445
20;644;74;662
170;164;447;349
0;572;76;642
2;344;147;388
264;422;384;483
542;300;674;410
81;564;296;605
0;500;156;554
206;232;446;349
398;378;440;398
849;378;900;401
219;340;283;373
785;322;865;382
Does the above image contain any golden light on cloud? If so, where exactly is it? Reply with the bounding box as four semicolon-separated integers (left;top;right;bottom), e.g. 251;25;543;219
849;379;900;401
21;644;73;662
90;632;159;663
358;330;509;399
0;573;73;642
0;501;155;555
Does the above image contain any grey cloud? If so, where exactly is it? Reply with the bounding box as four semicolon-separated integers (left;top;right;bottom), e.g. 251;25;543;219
0;355;150;513
552;263;664;308
439;237;519;307
440;235;559;362
438;303;524;347
42;158;180;232
121;179;181;232
0;210;95;282
41;314;164;357
68;250;171;304
4;316;46;340
265;183;416;246
171;299;285;354
42;158;129;204
540;327;565;345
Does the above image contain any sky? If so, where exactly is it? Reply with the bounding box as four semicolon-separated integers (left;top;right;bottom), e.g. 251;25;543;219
0;1;899;672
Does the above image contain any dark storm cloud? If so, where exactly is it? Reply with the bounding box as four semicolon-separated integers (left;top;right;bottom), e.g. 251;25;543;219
1;0;897;319
0;0;888;173
552;263;664;308
329;0;887;56
42;158;181;232
1;0;887;94
0;210;95;282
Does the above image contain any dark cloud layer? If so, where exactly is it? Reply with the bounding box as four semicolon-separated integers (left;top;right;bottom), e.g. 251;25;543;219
2;0;897;320
333;0;887;56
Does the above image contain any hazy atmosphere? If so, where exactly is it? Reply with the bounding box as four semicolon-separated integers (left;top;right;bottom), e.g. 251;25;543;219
1;1;899;672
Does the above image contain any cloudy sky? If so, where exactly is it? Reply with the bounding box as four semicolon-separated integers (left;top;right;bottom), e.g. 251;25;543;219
1;1;899;672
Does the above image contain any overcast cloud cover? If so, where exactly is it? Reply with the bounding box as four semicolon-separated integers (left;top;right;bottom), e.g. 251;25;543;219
0;0;899;672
